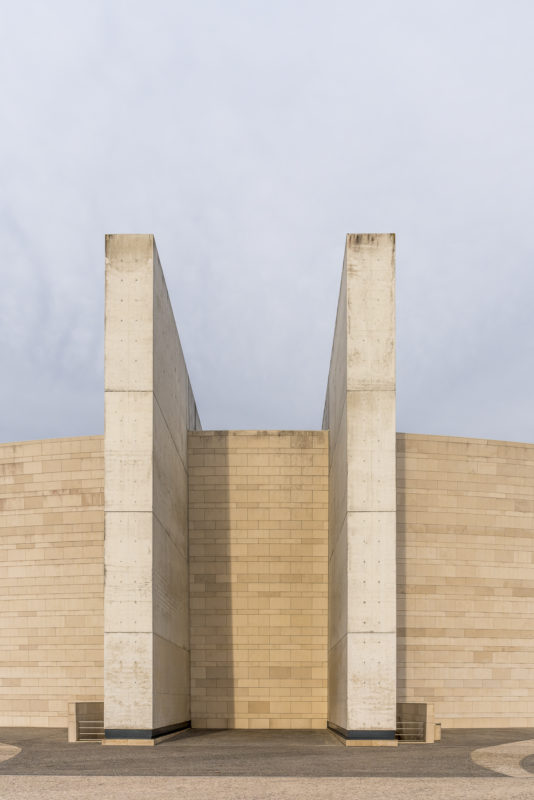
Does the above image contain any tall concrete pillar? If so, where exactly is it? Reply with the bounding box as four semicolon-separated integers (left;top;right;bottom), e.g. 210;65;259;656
103;234;200;742
323;233;396;744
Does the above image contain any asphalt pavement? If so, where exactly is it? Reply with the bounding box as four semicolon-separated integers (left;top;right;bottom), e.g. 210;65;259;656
0;726;533;778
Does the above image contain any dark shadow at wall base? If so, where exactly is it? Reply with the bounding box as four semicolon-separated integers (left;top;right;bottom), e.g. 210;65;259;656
104;720;191;740
327;722;396;740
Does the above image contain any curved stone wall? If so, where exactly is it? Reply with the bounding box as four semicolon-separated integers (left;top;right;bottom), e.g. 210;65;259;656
0;436;104;727
2;429;534;730
397;433;534;728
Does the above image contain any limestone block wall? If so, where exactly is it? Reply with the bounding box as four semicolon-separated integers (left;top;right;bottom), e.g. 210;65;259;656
397;433;534;728
0;436;104;727
188;430;328;730
323;233;397;738
104;234;200;737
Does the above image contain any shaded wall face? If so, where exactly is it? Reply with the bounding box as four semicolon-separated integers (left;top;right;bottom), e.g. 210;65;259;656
188;430;328;730
151;248;201;729
397;433;534;728
0;437;104;727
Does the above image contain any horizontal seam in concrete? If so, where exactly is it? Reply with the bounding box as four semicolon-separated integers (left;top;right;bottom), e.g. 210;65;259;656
346;385;396;391
347;630;397;634
105;510;153;515
346;510;397;514
104;631;152;635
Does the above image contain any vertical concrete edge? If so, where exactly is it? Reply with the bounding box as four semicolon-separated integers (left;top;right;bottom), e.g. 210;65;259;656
324;233;397;741
104;234;199;739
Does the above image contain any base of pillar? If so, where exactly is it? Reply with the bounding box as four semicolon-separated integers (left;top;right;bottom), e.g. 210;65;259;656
327;722;397;747
103;721;190;746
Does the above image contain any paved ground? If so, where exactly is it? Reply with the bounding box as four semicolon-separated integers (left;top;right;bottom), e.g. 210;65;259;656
1;729;534;799
471;737;534;777
3;776;534;800
0;727;533;778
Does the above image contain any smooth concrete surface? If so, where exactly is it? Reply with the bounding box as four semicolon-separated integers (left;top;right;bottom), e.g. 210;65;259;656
323;233;396;736
104;234;200;736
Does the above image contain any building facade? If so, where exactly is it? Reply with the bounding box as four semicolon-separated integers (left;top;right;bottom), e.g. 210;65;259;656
1;234;533;743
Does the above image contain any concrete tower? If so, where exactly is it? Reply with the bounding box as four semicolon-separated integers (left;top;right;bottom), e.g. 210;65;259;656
323;233;397;743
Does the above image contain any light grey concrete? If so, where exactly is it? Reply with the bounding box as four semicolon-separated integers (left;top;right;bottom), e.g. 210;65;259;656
104;234;200;736
471;739;534;778
2;777;534;800
323;234;396;736
0;744;19;763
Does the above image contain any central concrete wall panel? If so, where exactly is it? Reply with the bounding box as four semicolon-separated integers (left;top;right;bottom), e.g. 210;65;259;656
104;234;200;738
323;233;397;740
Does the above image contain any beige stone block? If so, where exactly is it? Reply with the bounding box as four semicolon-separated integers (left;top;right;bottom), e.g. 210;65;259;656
396;432;534;727
188;430;328;730
0;436;105;728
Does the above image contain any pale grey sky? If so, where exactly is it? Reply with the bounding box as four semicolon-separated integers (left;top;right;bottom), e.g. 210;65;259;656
1;0;533;442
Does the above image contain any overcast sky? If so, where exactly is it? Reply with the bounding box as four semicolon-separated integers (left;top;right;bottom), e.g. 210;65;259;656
1;0;533;443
